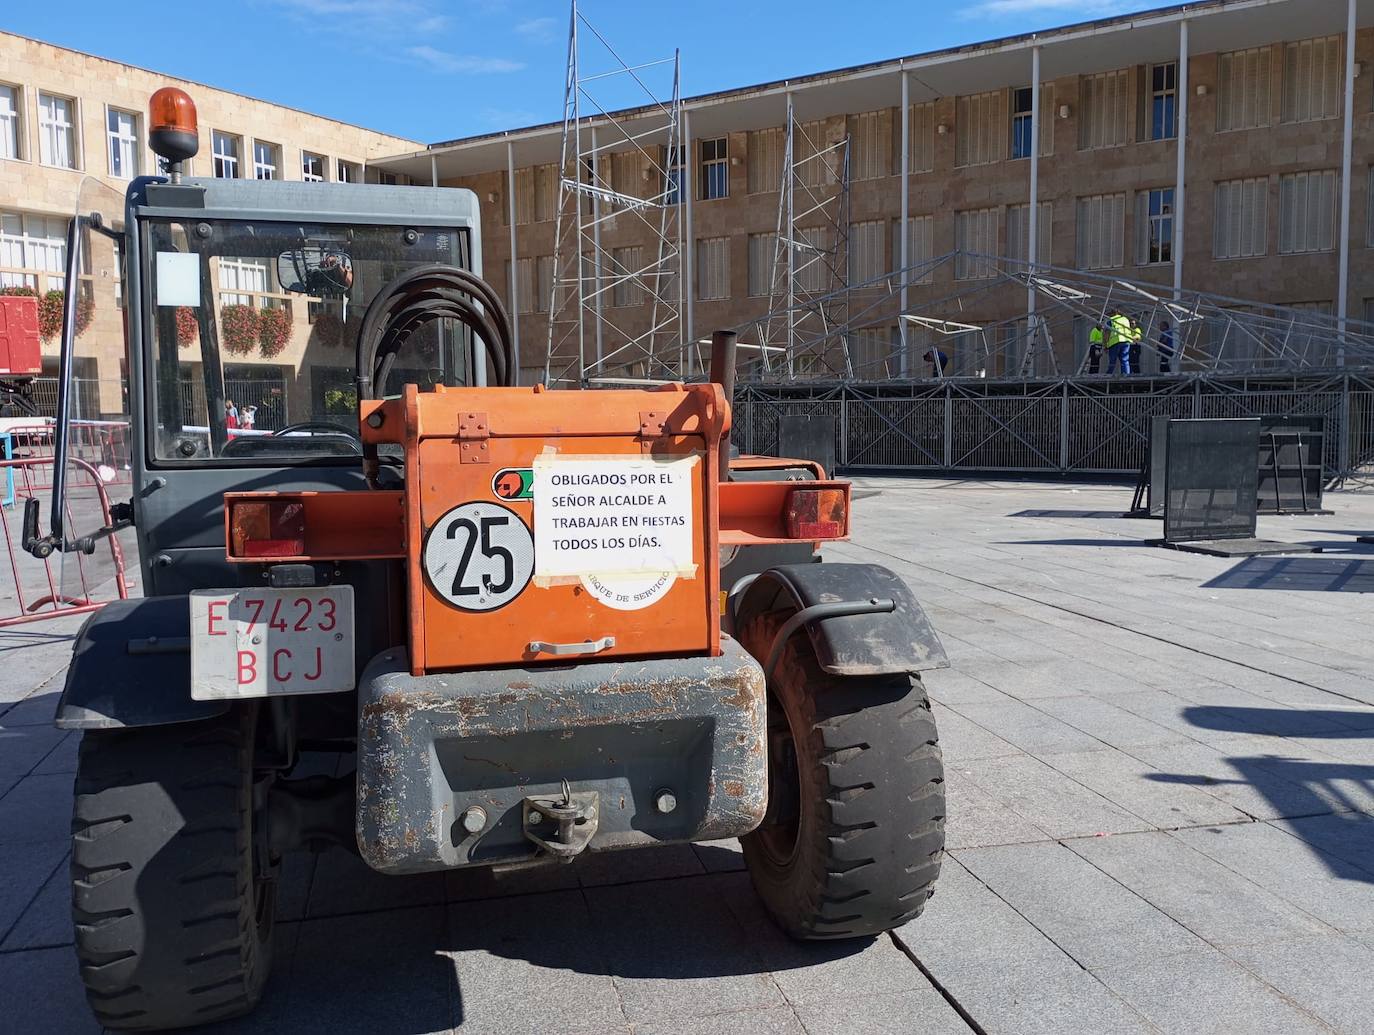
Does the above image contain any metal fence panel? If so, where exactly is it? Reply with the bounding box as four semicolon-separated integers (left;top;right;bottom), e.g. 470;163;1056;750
739;373;1374;480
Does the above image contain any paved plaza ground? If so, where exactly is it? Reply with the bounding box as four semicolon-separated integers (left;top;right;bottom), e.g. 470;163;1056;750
2;478;1373;1033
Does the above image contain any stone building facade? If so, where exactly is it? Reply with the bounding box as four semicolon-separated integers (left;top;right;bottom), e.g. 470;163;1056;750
373;0;1374;384
0;30;421;413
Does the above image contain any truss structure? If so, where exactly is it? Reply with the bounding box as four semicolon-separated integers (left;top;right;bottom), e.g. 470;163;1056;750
737;252;1374;381
755;98;853;380
544;0;684;385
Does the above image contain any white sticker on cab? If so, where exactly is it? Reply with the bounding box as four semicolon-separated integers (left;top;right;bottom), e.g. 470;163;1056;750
531;454;698;580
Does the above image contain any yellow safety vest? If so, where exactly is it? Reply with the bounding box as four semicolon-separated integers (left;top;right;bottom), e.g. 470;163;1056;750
1109;315;1132;346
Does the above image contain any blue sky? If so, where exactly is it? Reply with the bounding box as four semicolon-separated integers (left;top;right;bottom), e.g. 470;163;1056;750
6;0;1166;144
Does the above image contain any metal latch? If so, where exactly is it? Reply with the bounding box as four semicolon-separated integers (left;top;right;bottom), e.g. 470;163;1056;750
523;780;599;862
639;410;667;453
458;410;490;465
527;636;615;657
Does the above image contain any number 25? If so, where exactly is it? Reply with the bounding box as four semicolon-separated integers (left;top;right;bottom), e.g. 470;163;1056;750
446;516;514;597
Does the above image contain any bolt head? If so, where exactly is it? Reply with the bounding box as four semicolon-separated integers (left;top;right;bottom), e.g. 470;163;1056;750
653;790;677;815
460;806;487;835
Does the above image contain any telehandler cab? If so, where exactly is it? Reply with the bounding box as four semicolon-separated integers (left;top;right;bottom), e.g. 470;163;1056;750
32;87;948;1030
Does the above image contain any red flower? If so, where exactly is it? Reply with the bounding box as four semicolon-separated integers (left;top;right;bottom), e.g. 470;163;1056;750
220;304;260;355
257;307;292;358
175;307;199;349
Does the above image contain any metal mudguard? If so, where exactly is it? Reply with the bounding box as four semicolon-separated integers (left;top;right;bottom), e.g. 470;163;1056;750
355;636;767;874
55;596;229;730
732;563;949;677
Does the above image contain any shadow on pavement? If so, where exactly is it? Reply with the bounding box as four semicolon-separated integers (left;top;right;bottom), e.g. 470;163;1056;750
1202;555;1374;592
994;537;1143;548
1145;704;1374;886
1007;509;1128;519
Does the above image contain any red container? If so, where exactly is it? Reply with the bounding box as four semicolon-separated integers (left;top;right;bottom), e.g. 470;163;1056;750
0;294;42;376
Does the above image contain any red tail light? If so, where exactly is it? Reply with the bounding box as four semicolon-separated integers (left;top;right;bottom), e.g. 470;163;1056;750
230;500;306;558
785;487;846;540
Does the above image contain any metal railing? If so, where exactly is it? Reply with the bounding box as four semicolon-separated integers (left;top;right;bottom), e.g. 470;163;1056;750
736;372;1374;480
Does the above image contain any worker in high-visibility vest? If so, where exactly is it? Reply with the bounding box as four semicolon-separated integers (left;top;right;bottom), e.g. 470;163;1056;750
1129;320;1144;376
1088;323;1105;374
1107;310;1133;376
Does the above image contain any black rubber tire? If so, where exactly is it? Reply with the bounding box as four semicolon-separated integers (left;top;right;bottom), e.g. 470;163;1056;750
739;609;945;940
70;704;276;1031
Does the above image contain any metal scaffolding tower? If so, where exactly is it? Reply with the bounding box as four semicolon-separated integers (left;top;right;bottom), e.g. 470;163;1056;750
757;99;853;379
738;252;1374;381
544;0;684;386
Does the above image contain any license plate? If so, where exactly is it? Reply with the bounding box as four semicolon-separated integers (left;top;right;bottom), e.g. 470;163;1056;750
190;587;354;701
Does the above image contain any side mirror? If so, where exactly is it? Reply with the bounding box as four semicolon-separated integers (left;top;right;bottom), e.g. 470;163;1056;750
277;247;353;298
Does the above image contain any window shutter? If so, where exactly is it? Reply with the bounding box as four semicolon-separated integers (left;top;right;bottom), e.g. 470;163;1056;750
748;128;784;194
1039;84;1054;157
748;233;776;297
909;102;935;174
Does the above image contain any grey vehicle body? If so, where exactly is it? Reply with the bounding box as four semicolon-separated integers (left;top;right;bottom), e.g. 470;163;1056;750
47;174;945;869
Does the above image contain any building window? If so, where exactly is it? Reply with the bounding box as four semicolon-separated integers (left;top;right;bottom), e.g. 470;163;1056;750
1078;69;1129;150
1217;47;1272;131
1007;202;1052;267
1279;170;1337;254
212;131;240;178
747;128;784;194
955;208;998;280
696;237;730;301
956;91;1005;168
664;145;685;205
849;110;889;180
891;215;934;285
1214;177;1268;259
107;108;140;179
254;142;280;180
850;220;885;284
510;256;537;314
302;152;326;182
38;92;76;169
1135;188;1174;265
217;256;274;306
794;226;833;292
1367;169;1374;247
336;159;360;183
909;102;936;174
1011;88;1034;160
0;85;20;161
1148;62;1178;140
849;326;890;378
699;138;728;201
377;171;397;185
747;232;776;297
0;211;68;292
1283;35;1343;123
610;246;644;308
1075;193;1126;270
795;121;832;188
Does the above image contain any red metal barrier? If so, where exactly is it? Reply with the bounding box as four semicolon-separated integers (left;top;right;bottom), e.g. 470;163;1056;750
0;420;132;491
0;456;131;628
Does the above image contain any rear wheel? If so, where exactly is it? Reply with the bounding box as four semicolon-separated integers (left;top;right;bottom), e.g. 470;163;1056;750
70;704;277;1031
738;609;945;939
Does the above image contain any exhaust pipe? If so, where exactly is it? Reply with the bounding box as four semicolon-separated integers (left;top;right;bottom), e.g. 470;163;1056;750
709;330;737;480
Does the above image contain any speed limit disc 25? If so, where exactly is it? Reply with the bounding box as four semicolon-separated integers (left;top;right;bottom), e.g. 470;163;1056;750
422;501;535;612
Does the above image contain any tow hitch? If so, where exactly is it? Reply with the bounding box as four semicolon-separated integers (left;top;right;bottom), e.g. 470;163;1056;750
522;780;599;861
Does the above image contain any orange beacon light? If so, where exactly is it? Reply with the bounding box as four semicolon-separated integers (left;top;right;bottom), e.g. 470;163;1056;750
149;87;199;168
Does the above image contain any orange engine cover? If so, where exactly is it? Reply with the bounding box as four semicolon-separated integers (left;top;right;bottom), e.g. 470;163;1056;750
362;383;728;674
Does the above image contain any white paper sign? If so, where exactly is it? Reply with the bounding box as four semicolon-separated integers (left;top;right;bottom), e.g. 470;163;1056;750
532;454;699;580
155;251;201;307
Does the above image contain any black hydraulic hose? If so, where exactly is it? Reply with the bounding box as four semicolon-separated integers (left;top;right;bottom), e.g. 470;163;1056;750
355;263;514;399
354;264;516;486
